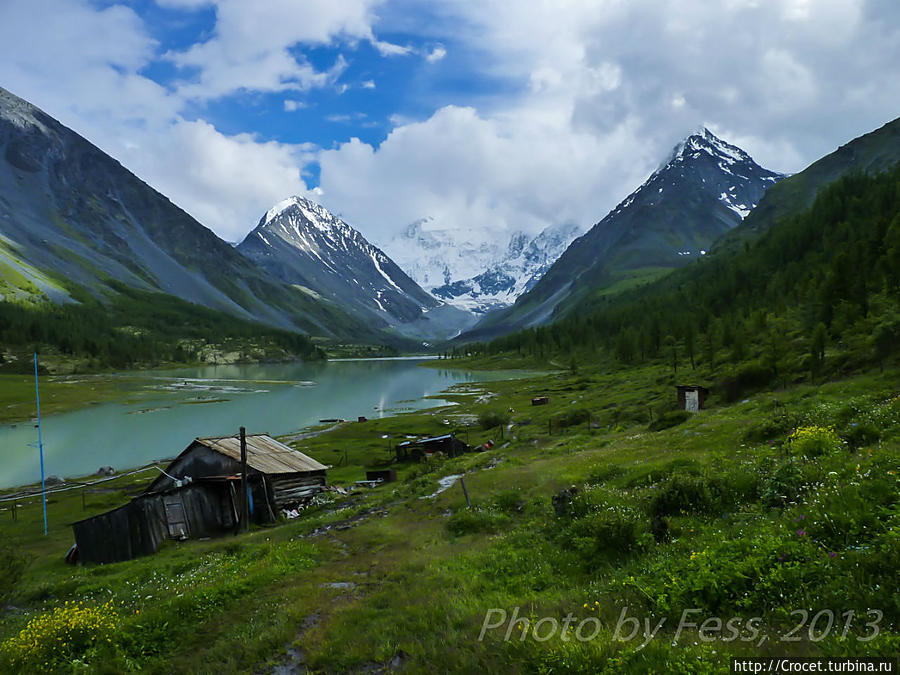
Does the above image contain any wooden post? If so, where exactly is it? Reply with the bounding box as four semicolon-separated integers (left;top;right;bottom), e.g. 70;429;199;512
240;427;249;533
81;486;86;510
11;502;16;521
460;477;471;508
261;476;277;522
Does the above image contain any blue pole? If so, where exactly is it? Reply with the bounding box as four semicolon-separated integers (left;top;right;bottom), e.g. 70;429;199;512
34;353;47;536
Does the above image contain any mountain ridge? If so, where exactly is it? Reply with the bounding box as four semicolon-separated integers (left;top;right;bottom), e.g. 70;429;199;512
463;128;784;340
237;196;476;341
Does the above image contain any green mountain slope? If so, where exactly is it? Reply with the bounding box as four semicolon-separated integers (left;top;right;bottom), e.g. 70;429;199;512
462;163;900;391
716;116;900;250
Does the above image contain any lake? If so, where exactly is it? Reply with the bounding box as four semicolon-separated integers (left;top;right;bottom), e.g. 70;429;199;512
0;358;522;489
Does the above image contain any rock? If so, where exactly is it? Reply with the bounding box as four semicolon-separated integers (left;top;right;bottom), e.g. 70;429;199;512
44;475;63;486
97;466;115;476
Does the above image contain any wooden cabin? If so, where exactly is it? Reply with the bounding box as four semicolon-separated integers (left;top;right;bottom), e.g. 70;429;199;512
72;434;327;563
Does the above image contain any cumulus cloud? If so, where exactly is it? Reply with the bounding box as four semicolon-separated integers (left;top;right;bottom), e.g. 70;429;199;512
134;120;312;241
0;0;380;239
314;0;900;244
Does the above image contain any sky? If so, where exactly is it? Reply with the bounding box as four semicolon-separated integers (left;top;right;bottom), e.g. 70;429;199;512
0;0;898;245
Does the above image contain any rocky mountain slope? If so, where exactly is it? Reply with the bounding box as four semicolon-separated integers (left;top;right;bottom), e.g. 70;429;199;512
0;86;380;340
238;197;475;340
465;128;784;339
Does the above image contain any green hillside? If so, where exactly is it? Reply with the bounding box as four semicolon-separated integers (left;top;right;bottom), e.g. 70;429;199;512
461;165;900;392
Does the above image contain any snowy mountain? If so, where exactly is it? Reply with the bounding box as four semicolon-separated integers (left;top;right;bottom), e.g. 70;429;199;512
237;197;475;340
381;220;583;315
465;128;784;339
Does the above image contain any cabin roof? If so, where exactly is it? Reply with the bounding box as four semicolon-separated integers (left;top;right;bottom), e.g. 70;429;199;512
194;434;328;474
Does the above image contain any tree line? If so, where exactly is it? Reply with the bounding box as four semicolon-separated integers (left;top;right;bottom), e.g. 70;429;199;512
453;165;900;392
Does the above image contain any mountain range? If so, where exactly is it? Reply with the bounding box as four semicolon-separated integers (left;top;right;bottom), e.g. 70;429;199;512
3;82;899;354
381;220;583;314
237;196;474;340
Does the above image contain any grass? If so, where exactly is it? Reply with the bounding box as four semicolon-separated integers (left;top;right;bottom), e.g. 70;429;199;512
0;356;898;673
0;373;162;425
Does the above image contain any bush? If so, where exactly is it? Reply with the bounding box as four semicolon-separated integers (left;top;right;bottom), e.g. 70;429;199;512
552;407;591;429
759;460;803;507
446;505;510;536
648;410;689;431
647;469;755;517
787;425;841;458
478;410;510;430
570;508;649;558
0;600;119;671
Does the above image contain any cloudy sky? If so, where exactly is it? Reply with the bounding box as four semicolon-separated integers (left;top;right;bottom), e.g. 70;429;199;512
1;0;898;244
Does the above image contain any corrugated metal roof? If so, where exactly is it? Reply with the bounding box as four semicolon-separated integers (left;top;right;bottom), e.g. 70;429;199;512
195;434;327;474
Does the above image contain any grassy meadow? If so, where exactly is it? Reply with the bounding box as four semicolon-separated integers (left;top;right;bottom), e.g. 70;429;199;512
0;356;898;673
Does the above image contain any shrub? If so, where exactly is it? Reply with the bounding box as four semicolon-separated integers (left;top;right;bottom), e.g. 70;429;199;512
569;508;649;558
552;407;591;429
650;474;718;516
647;469;755;517
787;425;841;458
759;460;803;507
0;600;119;671
493;490;525;514
648;410;690;431
478;410;510;430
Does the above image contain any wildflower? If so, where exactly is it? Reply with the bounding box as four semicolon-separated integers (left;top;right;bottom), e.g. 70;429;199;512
797;529;806;537
829;552;836;558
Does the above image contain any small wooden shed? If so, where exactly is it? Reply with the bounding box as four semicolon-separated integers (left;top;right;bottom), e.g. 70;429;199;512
676;385;710;412
145;434;328;508
72;434;328;563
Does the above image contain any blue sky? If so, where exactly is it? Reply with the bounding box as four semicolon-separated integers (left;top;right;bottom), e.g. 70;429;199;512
1;1;899;244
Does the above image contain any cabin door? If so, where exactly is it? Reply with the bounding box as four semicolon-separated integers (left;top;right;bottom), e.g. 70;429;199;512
685;390;699;412
163;495;189;539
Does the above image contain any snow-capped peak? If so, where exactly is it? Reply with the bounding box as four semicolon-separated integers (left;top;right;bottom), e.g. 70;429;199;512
662;127;752;171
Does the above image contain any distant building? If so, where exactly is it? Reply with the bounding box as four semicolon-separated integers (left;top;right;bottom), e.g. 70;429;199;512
676;385;710;412
72;434;327;564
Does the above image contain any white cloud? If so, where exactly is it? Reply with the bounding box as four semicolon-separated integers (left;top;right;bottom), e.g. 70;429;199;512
133;120;312;241
284;99;308;111
314;0;900;247
373;40;413;56
425;45;446;62
361;80;376;89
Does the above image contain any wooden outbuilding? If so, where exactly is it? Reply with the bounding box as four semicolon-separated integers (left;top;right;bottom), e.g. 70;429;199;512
71;434;327;564
676;385;710;412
